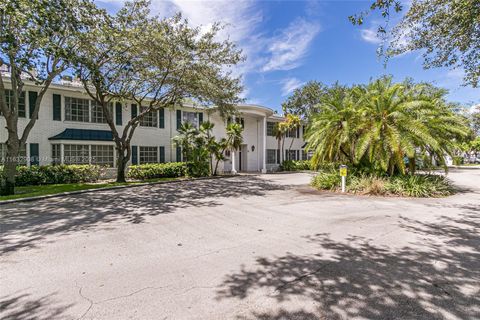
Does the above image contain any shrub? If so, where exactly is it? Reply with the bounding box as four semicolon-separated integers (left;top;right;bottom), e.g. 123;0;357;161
385;174;455;197
452;156;464;165
348;174;387;195
310;169;455;197
311;170;341;191
127;162;187;180
280;160;313;171
0;164;103;186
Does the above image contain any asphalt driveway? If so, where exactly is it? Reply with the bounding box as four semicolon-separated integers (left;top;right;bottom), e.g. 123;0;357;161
1;170;479;320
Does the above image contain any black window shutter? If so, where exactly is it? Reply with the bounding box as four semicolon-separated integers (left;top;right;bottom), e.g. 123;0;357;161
28;91;38;119
176;146;182;162
17;92;26;118
296;150;300;160
296;127;300;138
115;102;122;125
131;145;138;165
53;94;61;121
159;146;165;163
176;110;182;130
198;112;203;125
30;143;39;166
131;104;137;119
277;149;280;164
159;108;165;128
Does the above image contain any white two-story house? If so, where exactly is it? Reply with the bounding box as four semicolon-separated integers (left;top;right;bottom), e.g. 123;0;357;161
0;76;308;175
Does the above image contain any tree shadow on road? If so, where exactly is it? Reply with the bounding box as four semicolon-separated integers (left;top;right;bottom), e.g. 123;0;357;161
0;292;72;320
216;208;480;320
0;176;290;254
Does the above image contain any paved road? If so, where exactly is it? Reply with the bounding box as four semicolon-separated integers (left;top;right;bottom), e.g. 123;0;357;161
1;170;479;320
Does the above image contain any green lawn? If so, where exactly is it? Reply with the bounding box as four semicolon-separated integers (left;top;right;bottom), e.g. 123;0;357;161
0;177;179;201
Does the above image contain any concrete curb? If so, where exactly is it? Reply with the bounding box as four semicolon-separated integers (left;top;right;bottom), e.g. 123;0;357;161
0;175;235;206
448;166;480;170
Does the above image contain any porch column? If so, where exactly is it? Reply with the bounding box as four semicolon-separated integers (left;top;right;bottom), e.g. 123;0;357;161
262;116;267;173
231;115;237;174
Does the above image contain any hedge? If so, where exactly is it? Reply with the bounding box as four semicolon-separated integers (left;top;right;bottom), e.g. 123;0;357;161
127;162;188;180
280;160;314;171
0;164;103;186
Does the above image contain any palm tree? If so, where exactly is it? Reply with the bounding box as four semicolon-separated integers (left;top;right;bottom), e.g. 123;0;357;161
305;77;469;175
304;85;358;169
172;122;197;161
274;122;288;163
285;114;301;159
213;122;243;175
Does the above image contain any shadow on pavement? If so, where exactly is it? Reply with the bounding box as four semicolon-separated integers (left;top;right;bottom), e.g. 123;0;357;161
217;208;480;320
0;292;72;320
0;176;290;254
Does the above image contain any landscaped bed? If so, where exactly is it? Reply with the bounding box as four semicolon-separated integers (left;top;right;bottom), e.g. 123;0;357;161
0;177;180;202
310;169;455;198
0;162;191;202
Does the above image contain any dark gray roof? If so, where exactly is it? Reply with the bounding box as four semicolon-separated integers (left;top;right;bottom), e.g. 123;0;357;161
49;129;113;141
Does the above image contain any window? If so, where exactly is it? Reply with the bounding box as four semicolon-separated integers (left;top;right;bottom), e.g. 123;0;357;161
64;144;89;164
91;145;114;167
0;143;5;164
286;128;299;138
65;97;89;122
286;150;297;161
267;122;276;136
140;107;158;127
182;111;199;128
236;117;245;128
52;144;61;165
91;101;113;123
1;90;26;117
267;149;277;164
139;146;158;164
0;143;26;165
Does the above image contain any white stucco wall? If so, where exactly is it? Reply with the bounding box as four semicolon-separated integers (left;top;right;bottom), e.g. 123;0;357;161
1;80;306;174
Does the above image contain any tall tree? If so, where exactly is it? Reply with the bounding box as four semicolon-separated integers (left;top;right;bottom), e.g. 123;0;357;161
305;77;470;175
281;81;326;120
350;0;480;87
75;0;244;182
0;0;101;195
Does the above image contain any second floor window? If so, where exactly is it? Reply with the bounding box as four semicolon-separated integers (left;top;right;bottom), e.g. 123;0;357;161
1;90;26;117
91;101;113;123
140;107;158;127
182;111;198;128
65;97;89;122
267;122;275;136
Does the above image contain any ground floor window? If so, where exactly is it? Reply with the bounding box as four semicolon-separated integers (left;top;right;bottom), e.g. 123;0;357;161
139;146;158;164
302;150;313;160
64;144;89;164
91;145;114;167
0;143;27;165
52;144;61;165
286;150;298;161
267;149;277;164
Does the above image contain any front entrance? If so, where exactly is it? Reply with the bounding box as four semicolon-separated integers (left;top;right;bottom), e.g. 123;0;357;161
236;145;248;172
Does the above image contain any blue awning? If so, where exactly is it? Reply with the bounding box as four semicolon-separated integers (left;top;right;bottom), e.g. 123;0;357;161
49;129;114;141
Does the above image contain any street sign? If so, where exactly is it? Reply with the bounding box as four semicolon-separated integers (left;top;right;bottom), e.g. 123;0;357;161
339;165;347;193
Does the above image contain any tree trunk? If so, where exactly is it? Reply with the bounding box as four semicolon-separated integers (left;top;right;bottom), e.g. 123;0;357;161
116;151;128;183
409;157;416;175
0;137;20;196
